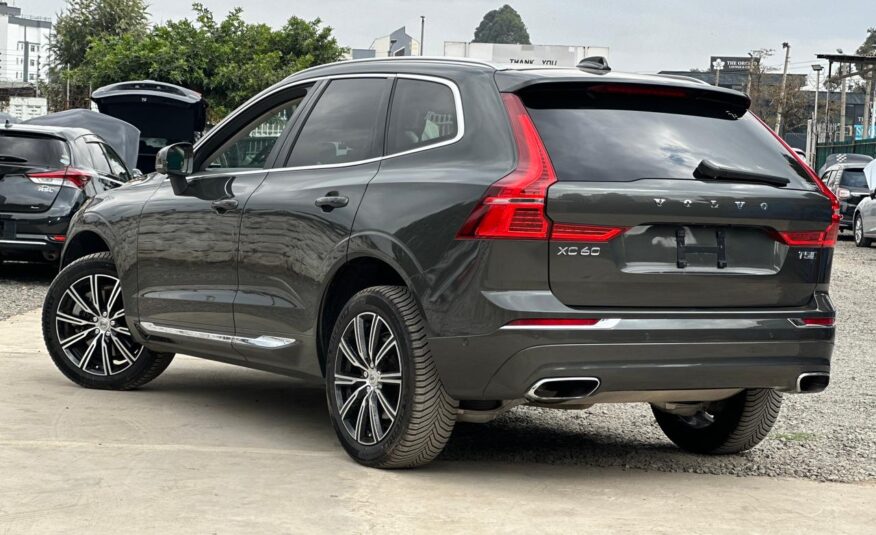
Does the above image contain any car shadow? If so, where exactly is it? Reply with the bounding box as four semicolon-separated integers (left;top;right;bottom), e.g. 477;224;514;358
0;260;58;282
132;363;684;468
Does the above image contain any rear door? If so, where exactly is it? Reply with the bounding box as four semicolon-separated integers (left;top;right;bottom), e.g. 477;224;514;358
520;82;835;308
0;132;70;213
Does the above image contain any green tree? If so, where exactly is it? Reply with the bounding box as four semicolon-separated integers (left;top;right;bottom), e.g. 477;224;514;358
473;4;530;44
46;0;149;109
75;3;346;121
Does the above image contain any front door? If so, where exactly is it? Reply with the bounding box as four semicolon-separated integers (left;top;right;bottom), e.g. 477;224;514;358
136;89;311;357
233;77;392;374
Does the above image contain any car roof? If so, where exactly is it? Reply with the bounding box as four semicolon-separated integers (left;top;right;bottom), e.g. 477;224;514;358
826;162;866;171
0;123;94;141
280;56;747;98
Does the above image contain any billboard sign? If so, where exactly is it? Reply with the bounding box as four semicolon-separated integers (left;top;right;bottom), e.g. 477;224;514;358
710;56;757;72
444;42;610;68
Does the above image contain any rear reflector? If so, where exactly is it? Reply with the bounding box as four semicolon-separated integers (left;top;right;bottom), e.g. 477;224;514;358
791;318;836;327
457;93;557;240
506;318;600;327
551;223;628;242
27;167;92;189
47;235;66;242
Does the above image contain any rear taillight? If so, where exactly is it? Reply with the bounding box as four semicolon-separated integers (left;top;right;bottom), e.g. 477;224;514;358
457;94;627;243
457;93;557;240
837;188;851;200
754;115;840;248
27;167;92;189
551;223;628;242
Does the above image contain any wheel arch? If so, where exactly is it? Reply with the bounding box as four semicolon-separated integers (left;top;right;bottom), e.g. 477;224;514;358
317;253;416;376
61;229;112;267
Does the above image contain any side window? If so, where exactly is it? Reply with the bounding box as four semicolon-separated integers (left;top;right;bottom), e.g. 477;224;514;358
205;96;306;171
386;78;459;155
287;78;389;167
102;144;131;182
86;142;112;175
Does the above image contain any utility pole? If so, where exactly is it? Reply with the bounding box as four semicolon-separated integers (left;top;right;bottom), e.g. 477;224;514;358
774;42;791;134
35;54;40;97
22;25;28;83
839;63;848;142
419;16;425;56
812;64;823;162
66;64;70;110
746;52;755;95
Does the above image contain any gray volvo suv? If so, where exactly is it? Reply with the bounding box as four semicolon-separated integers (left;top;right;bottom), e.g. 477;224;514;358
41;58;838;468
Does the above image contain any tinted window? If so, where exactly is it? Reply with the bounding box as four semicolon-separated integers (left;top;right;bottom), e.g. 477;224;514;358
0;134;69;168
206;96;305;171
102;143;131;181
86;142;112;174
840;169;867;188
288;78;388;167
523;86;813;188
387;79;458;155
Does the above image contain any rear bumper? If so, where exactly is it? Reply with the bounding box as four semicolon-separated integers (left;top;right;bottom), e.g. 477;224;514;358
429;291;835;400
0;234;64;259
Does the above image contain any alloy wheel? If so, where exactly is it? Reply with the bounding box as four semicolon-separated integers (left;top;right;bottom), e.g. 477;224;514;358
54;274;143;376
332;312;403;446
855;217;863;244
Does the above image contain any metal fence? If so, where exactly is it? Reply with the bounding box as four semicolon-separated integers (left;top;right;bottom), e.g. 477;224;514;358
815;138;876;170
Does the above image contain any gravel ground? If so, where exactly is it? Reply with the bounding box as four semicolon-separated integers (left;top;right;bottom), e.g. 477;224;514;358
0;261;54;322
1;239;874;482
442;237;876;482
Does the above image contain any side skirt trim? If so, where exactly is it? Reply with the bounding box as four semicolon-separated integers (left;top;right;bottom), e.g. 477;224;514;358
139;321;296;349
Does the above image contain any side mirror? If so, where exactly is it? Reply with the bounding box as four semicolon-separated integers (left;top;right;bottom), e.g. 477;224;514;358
156;142;194;195
131;168;144;179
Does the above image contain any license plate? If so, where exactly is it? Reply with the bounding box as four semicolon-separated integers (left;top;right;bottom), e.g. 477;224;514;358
0;220;15;239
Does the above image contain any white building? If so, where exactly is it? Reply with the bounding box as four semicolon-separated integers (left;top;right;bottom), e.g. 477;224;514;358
0;2;52;84
1;95;47;120
444;42;609;68
346;27;421;60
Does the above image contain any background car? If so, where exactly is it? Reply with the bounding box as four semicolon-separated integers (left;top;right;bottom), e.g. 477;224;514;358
821;162;870;233
0;124;135;264
854;159;876;247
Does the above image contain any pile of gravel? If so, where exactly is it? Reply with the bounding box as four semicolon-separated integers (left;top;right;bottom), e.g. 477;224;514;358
442;239;876;482
0;261;55;321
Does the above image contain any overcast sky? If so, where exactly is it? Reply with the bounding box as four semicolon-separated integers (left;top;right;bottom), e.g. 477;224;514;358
20;0;875;79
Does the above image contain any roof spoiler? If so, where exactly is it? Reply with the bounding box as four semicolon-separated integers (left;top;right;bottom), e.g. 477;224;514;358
577;56;611;73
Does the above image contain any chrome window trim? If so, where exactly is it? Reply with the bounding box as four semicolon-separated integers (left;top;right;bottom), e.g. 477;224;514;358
139;321;296;349
191;73;465;178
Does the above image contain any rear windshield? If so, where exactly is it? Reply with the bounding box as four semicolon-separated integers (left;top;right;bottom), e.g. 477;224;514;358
840;169;868;188
521;84;813;188
0;133;69;168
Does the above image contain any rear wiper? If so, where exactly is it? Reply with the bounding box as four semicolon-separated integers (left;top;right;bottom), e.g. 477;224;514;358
0;154;28;163
694;159;790;187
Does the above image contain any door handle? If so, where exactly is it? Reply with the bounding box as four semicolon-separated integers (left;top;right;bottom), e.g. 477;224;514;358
211;198;239;213
314;192;349;211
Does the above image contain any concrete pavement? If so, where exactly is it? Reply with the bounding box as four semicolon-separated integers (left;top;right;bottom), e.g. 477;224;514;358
1;309;874;534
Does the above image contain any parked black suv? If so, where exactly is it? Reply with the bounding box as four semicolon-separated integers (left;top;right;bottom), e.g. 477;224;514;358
0;125;135;263
42;58;838;468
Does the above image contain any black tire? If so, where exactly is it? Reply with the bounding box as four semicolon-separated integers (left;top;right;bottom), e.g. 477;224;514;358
325;285;457;468
42;252;174;390
651;388;782;454
854;215;873;247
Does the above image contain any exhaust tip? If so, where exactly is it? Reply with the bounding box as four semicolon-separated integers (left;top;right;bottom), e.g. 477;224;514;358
526;377;601;403
796;372;830;393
